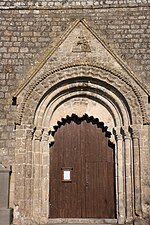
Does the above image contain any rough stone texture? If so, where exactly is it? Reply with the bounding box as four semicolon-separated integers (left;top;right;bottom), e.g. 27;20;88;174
0;164;12;225
0;1;149;225
0;0;150;7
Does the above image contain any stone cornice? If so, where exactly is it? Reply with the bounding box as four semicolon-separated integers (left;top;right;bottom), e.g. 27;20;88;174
0;2;149;10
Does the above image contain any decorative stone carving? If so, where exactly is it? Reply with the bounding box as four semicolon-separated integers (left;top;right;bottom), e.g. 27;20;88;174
113;127;122;141
42;131;49;141
15;63;147;126
72;31;91;52
48;132;55;145
34;129;43;141
121;126;131;140
26;129;34;140
130;126;140;139
12;19;149;225
13;19;148;127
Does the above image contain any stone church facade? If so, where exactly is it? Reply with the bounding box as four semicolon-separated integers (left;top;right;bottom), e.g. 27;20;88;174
0;1;150;225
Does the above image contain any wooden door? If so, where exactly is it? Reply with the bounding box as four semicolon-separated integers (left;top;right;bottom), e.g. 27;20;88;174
49;118;116;218
49;122;83;218
81;121;116;218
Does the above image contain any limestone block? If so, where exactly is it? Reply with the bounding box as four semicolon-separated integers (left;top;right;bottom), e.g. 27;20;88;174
0;209;13;225
0;164;12;225
0;164;11;208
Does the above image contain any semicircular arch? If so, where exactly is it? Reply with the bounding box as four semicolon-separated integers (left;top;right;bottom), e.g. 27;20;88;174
33;76;132;133
17;64;146;126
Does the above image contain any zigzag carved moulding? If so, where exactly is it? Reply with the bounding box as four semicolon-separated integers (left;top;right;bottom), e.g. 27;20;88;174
16;62;149;126
48;114;112;146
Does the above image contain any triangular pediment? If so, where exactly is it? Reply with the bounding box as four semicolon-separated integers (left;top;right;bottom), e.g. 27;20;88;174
14;19;149;96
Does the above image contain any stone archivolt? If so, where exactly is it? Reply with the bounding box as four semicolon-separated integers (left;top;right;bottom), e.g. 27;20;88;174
13;19;149;126
16;63;147;126
12;19;150;225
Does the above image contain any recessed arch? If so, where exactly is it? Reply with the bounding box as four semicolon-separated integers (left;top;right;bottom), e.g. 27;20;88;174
12;17;149;224
14;63;146;225
47;94;118;129
33;76;131;133
49;113;113;142
16;63;147;126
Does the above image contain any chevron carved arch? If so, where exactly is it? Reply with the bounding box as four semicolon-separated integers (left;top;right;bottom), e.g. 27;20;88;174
49;113;113;147
16;62;148;126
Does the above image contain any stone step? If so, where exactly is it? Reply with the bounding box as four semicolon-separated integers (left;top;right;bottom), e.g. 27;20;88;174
42;219;119;225
47;219;117;223
40;224;120;225
40;223;118;225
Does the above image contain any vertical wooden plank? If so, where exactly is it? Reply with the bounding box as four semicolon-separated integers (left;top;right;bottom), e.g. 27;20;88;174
49;118;116;218
85;122;116;218
49;121;82;218
80;121;87;218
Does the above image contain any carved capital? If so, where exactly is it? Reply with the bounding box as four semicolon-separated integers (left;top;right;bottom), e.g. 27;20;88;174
129;126;140;139
26;129;34;140
121;126;131;140
49;134;55;144
42;131;49;141
113;127;122;141
34;129;43;141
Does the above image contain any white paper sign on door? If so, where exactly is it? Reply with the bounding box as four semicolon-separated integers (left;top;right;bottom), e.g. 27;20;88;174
63;170;70;180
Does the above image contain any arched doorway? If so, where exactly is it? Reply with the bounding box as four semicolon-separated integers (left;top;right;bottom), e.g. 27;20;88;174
49;115;116;218
13;64;146;224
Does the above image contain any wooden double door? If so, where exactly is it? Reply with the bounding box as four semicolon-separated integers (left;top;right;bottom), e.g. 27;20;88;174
49;119;116;218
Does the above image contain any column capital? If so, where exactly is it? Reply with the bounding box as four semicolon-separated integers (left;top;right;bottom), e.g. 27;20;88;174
113;127;122;141
49;134;55;144
42;131;49;141
26;129;34;140
34;128;44;140
129;125;140;139
121;126;131;140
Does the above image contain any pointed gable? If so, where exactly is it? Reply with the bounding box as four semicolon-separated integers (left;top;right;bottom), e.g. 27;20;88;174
14;19;149;97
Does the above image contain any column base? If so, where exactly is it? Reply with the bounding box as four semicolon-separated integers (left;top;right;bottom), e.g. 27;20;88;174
0;208;13;225
133;217;150;225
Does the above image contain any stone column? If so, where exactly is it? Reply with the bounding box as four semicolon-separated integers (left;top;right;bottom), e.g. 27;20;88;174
14;125;26;222
33;128;43;221
24;127;34;218
114;127;125;224
41;130;50;220
130;126;142;217
122;126;133;223
0;164;12;225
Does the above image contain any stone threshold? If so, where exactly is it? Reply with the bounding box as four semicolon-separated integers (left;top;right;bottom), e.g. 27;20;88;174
46;218;118;224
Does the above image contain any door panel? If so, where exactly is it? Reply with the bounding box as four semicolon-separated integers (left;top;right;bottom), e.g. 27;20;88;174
50;122;82;218
49;119;116;218
85;162;103;218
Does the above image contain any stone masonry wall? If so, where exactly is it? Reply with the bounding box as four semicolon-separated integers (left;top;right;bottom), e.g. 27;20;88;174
1;1;150;167
0;2;150;224
0;0;150;7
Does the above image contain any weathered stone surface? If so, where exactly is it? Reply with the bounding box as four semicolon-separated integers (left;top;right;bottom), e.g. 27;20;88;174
0;1;149;225
0;164;12;225
0;209;13;225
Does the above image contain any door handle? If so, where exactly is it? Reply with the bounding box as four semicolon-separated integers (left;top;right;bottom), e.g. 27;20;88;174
86;182;89;188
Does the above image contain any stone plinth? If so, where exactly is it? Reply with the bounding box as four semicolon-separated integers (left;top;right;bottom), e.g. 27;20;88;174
0;164;12;225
